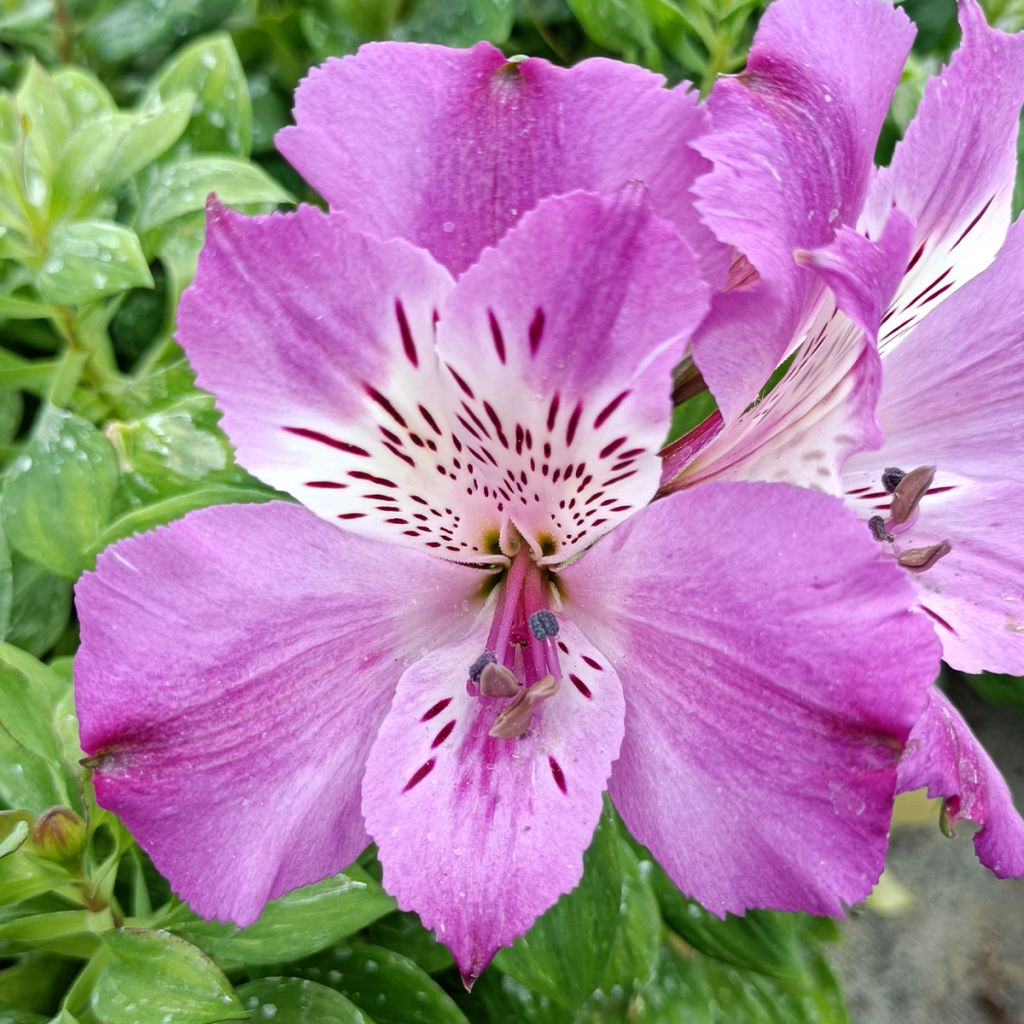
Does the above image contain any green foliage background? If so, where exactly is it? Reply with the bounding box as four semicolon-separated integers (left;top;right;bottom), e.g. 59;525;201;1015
0;1;1022;1021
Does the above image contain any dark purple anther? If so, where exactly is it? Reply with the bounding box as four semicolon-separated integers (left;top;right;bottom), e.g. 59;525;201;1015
468;651;497;682
868;515;892;543
881;467;906;494
528;609;559;640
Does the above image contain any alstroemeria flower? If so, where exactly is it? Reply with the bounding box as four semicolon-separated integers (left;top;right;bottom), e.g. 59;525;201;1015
75;177;940;979
662;0;1024;876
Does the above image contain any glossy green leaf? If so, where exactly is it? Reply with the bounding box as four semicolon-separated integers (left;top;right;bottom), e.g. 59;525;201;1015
566;0;654;55
14;61;70;210
235;977;370;1024
51;95;194;216
0;911;107;959
173;867;394;967
0;819;29;859
50;69;116;127
137;155;290;234
964;671;1024;708
359;912;454;975
80;0;242;64
2;408;119;578
298;942;469;1024
0;643;65;763
0;953;77;1016
146;33;252;155
2;555;73;659
628;940;848;1024
0;529;10;640
495;807;661;1009
37;221;153;305
651;858;840;983
0;727;68;812
0;848;70;907
0;1005;47;1023
396;0;515;46
91;485;276;556
92;929;245;1024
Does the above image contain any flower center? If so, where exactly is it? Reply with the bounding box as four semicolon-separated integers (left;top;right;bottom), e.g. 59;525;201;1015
865;463;953;573
466;544;563;739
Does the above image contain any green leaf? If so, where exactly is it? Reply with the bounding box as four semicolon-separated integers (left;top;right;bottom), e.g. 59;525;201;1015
51;95;194;217
1;555;73;659
0;1005;47;1023
80;0;242;64
629;940;848;1024
298;942;469;1024
146;33;253;155
360;912;454;974
92;485;276;555
50;69;116;127
92;929;245;1023
173;867;394;968
37;221;153;305
15;61;71;211
396;0;515;46
0;642;65;762
566;0;655;55
964;671;1024;708
0;911;108;959
0;819;29;859
495;806;661;1009
137;155;290;235
0;953;77;1016
650;859;840;983
235;978;370;1024
0;727;69;812
2;407;119;578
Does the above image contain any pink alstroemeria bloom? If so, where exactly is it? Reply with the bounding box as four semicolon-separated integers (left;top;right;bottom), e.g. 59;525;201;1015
663;0;1024;877
72;46;943;982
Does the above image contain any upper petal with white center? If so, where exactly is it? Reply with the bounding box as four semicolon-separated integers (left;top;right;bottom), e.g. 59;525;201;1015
179;191;708;564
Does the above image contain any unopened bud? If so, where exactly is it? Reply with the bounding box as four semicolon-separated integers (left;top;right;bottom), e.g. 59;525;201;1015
30;807;87;864
888;465;935;526
479;662;519;698
897;540;952;573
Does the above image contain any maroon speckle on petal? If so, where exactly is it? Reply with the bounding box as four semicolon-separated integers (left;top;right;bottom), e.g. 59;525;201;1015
421;697;453;722
599;437;627;459
447;364;475;399
569;673;592;699
431;720;457;748
363;384;408;428
403;758;436;792
546;393;560;432
920;605;958;634
581;655;603;671
548;756;567;794
951;195;994;251
418;405;442;434
395;299;418;367
349;470;398;488
305;480;347;488
337;512;366;520
283;427;370;457
488;309;506;364
528;307;545;356
594;390;630;429
565;402;583;446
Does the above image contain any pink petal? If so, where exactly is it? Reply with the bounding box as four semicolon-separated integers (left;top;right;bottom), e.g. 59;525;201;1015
671;210;913;494
843;221;1024;673
898;689;1024;877
177;202;503;563
437;188;709;562
561;482;940;916
864;0;1024;358
277;42;724;280
362;618;624;983
75;502;483;924
692;0;914;419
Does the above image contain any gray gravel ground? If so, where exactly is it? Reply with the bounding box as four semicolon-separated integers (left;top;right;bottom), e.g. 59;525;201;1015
833;681;1024;1024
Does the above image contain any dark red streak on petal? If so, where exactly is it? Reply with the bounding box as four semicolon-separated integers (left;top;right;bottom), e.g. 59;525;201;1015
283;427;369;457
403;758;436;792
548;756;567;795
569;674;592;699
431;720;457;748
395;299;418;367
421;697;452;722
